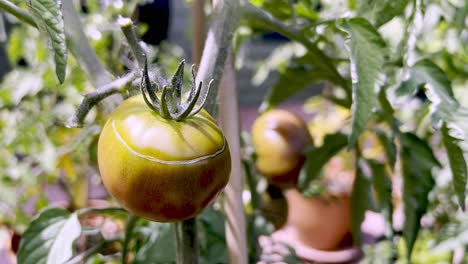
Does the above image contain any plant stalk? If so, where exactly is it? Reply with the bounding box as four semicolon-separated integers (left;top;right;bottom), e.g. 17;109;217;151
174;218;199;264
119;17;146;69
192;0;205;65
122;214;138;264
195;0;241;115
219;53;248;264
0;0;36;27
62;0;114;88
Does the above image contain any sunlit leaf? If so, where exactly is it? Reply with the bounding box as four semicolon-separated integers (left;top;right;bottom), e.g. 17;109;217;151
400;132;438;260
358;0;409;27
17;207;81;264
337;18;387;147
442;123;467;209
408;59;468;209
26;0;67;83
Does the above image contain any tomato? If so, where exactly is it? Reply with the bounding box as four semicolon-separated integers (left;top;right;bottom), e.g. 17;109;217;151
98;95;231;222
252;109;313;188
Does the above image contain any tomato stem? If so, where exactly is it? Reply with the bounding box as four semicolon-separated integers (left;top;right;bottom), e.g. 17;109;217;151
140;58;212;121
122;214;138;264
174;218;199;264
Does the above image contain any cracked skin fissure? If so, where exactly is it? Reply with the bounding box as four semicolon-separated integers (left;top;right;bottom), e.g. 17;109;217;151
98;95;231;222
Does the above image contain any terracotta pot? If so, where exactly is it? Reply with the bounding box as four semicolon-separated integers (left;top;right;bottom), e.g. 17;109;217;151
284;189;351;251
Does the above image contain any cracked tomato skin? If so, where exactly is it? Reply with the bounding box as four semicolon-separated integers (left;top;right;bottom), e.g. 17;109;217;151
98;95;231;222
252;109;313;188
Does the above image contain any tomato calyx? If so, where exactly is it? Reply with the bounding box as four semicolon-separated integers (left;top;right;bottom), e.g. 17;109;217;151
140;60;213;121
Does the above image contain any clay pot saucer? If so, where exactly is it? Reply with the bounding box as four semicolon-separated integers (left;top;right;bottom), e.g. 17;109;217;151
271;225;361;263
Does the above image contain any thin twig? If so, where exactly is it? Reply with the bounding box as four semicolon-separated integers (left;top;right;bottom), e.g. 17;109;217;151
0;0;36;27
119;16;147;69
66;71;138;128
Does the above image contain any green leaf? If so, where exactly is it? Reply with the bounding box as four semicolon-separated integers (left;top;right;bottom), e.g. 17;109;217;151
374;129;397;170
261;56;328;111
26;0;67;83
337;18;387;147
198;207;228;264
351;159;373;245
368;159;393;239
134;208;227;264
442;123;467;209
134;222;175;264
407;59;468;209
455;2;468;33
400;132;438;260
411;59;455;100
395;79;419;97
17;207;81;264
358;0;410;27
377;89;399;133
297;133;348;192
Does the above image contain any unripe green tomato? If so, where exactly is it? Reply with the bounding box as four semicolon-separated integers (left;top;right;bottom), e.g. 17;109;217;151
98;95;231;222
252;109;313;188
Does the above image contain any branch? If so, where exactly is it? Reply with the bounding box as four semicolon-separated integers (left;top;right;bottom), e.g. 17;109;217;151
62;1;113;87
241;2;351;100
66;71;138;128
0;0;36;27
118;16;146;69
195;0;241;115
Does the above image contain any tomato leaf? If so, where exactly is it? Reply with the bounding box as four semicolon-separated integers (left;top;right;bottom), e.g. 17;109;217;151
26;0;67;83
351;159;373;245
17;207;81;264
407;59;468;209
374;129;397;170
134;208;228;264
442;123;467;210
261;58;328;111
368;159;393;239
337;18;387;148
400;132;438;260
297;133;348;193
134;222;176;263
395;79;420;97
198;207;228;264
358;0;410;27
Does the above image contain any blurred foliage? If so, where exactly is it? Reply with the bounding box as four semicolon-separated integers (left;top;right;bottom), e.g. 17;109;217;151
0;0;467;262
